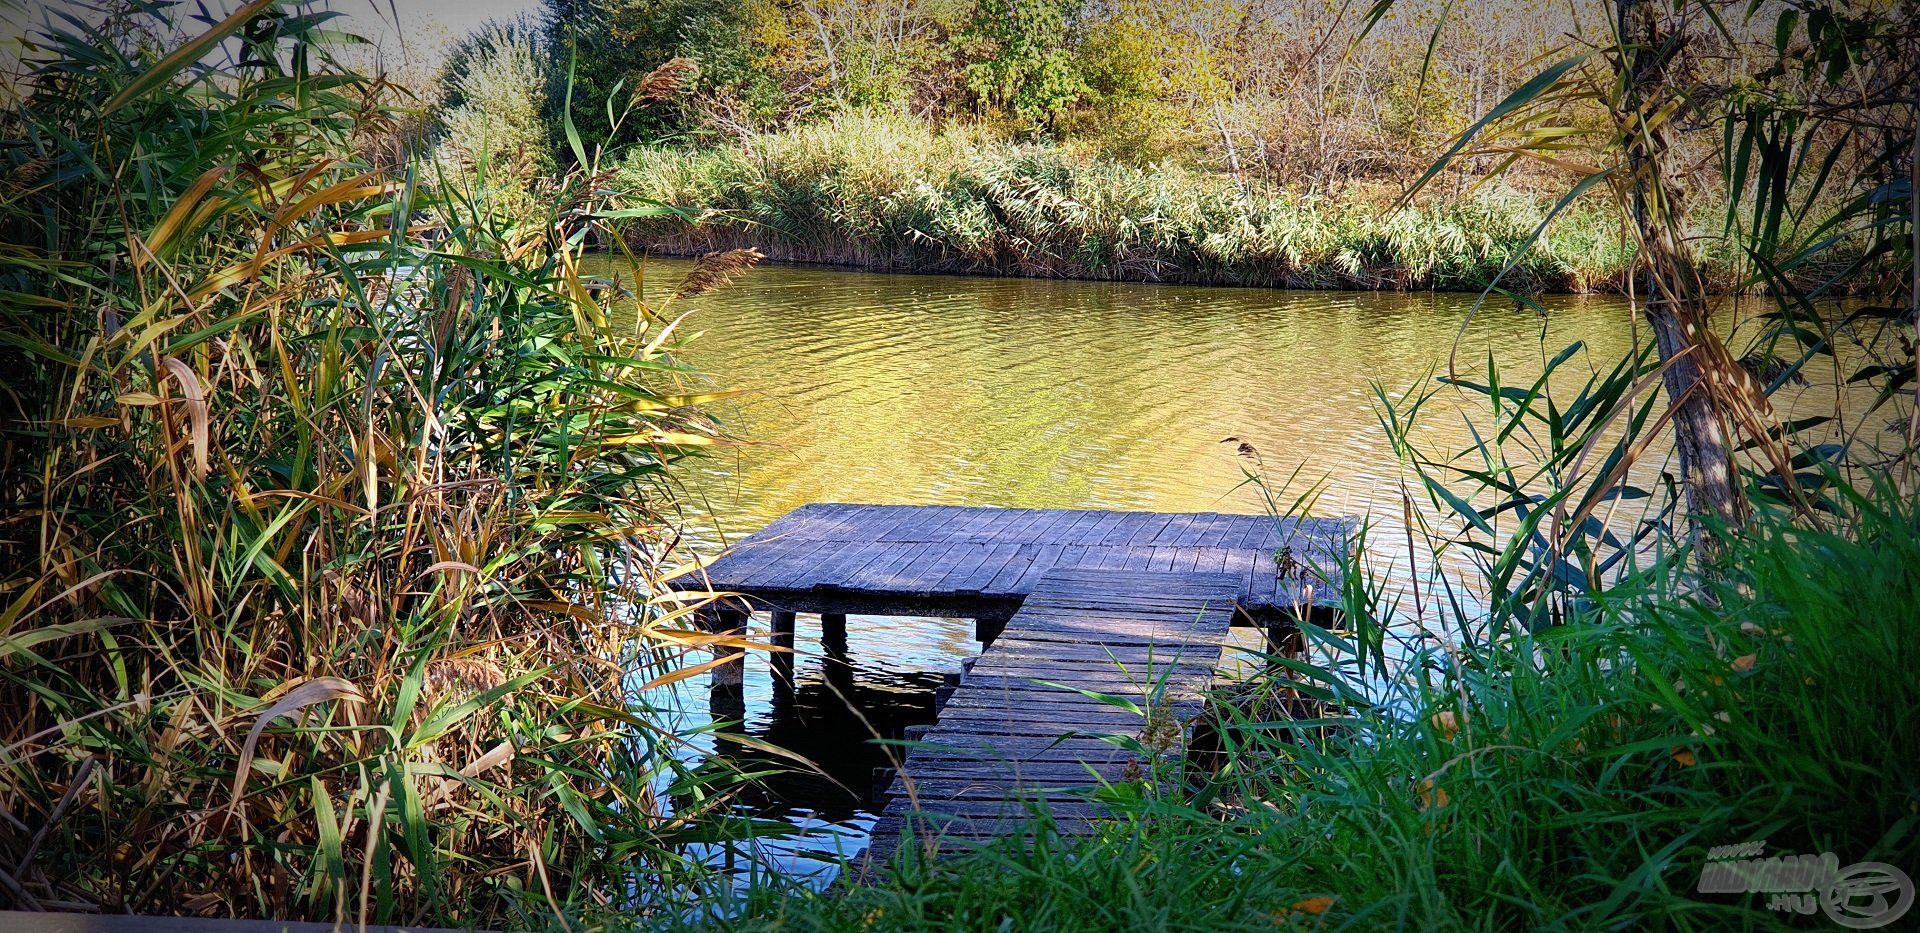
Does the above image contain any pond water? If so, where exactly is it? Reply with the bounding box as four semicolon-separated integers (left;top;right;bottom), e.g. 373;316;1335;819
594;256;1864;882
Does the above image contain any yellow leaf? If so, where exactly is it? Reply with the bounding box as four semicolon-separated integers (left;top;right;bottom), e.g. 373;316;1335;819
599;431;717;447
144;165;228;258
58;416;118;429
159;357;210;478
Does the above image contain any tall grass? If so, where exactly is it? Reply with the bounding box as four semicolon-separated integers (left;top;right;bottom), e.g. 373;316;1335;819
615;112;1637;292
0;4;757;925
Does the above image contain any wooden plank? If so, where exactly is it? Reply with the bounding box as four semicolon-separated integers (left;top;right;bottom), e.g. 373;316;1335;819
930;542;1005;592
878;505;958;541
843;540;938;590
897;760;1131;782
700;535;803;585
718;535;840;589
1003;542;1067;592
955;542;1027;592
944;506;1010;542
936;704;1206;731
759;539;861;590
837;502;911;534
813;541;901;589
1081;511;1132;547
1055;543;1090;571
1010;509;1069;546
803;539;885;587
961;507;1020;542
1045;510;1109;546
911;540;978;585
904;541;973;595
982;543;1042;594
885;778;1113;803
1125;514;1177;546
961;662;1215;690
1227;515;1274;550
898;762;1129;782
676;504;1348;606
805;502;876;538
905;738;1137;763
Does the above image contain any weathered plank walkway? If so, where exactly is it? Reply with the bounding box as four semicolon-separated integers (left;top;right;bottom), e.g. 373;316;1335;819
867;567;1243;859
673;503;1348;863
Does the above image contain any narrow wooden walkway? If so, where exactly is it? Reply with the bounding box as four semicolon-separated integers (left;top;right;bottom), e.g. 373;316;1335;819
867;568;1242;860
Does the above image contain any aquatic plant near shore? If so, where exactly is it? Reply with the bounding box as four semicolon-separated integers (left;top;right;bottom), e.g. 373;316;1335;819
0;4;764;926
615;113;1634;292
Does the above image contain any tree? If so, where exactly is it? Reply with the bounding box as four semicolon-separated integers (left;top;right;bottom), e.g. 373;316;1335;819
957;0;1088;132
1393;0;1917;551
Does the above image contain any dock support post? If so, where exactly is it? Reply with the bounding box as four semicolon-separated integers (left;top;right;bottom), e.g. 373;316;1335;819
974;615;1008;646
820;612;848;652
769;610;797;694
1264;619;1300;657
708;606;748;723
819;613;853;699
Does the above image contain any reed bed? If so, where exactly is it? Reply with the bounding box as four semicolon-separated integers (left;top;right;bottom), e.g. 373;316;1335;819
1;5;755;926
616;113;1634;293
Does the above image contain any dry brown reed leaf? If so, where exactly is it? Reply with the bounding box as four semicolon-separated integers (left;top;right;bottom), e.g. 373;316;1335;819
422;739;518;809
673;248;764;300
227;676;365;814
158;357;210;478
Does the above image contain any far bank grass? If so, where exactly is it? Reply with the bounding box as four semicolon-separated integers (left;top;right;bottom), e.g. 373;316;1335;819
616;113;1634;293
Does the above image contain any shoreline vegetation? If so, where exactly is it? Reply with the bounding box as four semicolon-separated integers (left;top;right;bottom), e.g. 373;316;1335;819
2;0;1915;930
0;5;775;925
615;114;1637;293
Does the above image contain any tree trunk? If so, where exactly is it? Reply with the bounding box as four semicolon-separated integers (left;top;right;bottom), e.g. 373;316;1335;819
1618;0;1749;547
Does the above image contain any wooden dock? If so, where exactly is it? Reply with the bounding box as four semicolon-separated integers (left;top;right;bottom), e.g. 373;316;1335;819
674;503;1346;862
868;567;1242;858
